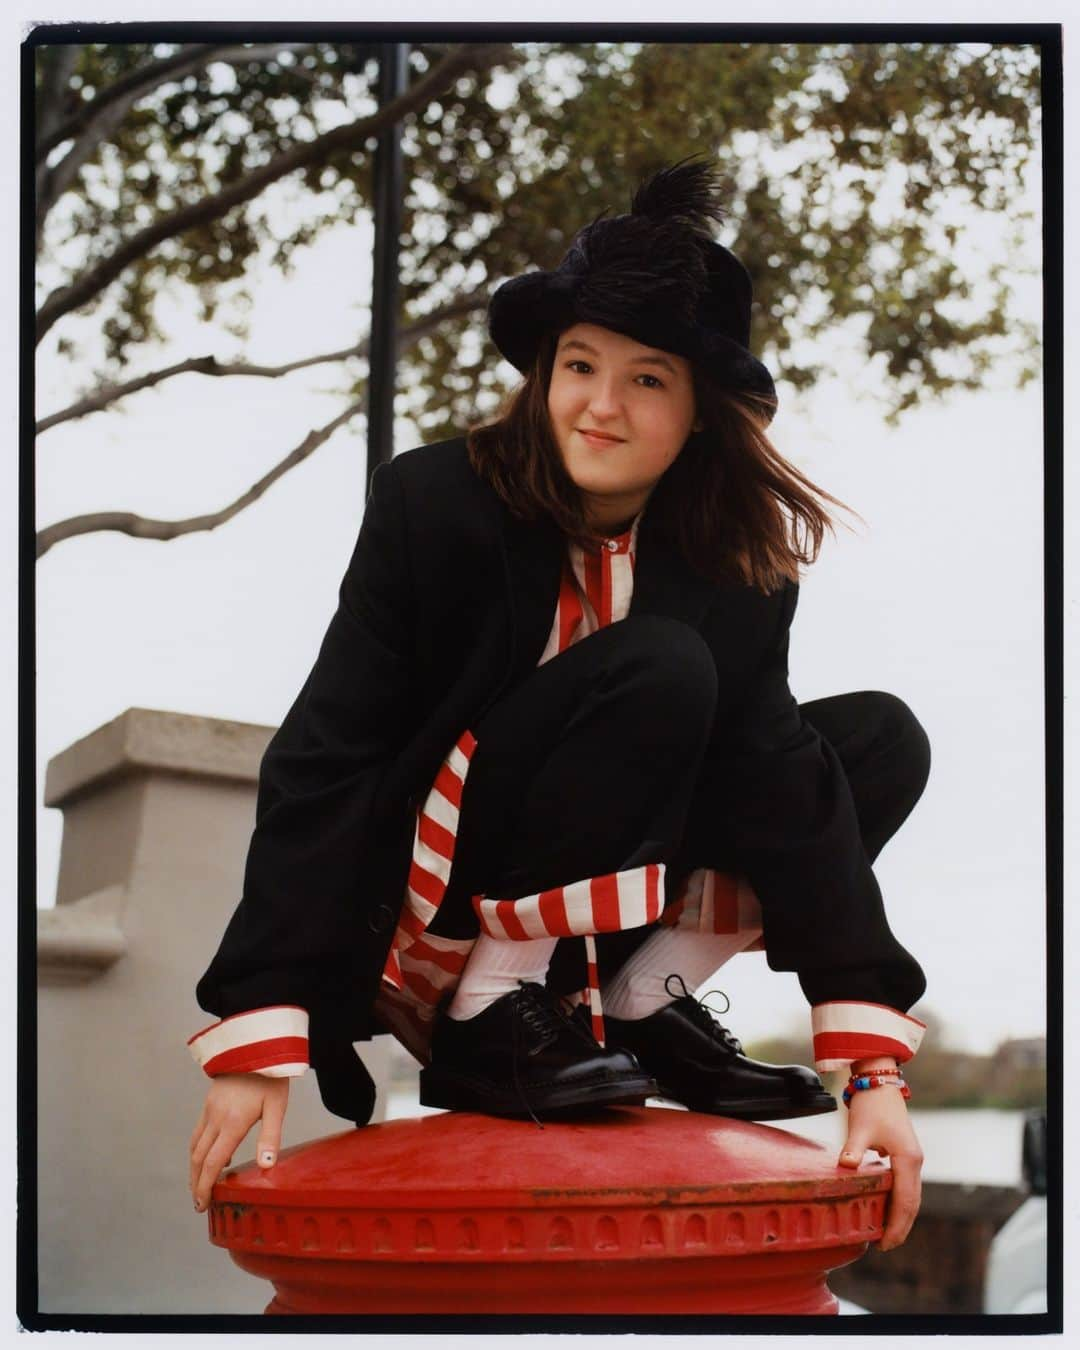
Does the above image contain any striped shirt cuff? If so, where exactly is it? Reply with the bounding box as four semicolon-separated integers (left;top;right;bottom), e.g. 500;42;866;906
187;1005;310;1078
811;1001;926;1073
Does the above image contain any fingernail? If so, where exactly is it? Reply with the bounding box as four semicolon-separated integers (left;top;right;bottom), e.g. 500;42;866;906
194;1200;202;1211
260;1151;275;1166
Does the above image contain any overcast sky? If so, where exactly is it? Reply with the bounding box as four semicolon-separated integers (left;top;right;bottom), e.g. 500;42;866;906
32;62;1050;1059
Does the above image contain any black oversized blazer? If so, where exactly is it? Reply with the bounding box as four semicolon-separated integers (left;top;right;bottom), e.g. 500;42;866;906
196;436;924;1123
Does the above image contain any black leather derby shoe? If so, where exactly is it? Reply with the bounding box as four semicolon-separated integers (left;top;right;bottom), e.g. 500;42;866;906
419;982;657;1119
604;994;837;1121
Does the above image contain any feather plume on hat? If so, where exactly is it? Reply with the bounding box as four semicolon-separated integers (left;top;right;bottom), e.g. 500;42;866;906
573;160;727;325
628;157;727;235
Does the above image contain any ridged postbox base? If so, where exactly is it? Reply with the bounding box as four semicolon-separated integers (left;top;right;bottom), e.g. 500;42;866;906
207;1106;890;1315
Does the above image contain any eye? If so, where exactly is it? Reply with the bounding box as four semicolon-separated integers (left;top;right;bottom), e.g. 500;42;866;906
565;359;593;374
636;373;665;389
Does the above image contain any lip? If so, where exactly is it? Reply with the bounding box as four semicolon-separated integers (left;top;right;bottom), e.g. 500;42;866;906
576;428;626;446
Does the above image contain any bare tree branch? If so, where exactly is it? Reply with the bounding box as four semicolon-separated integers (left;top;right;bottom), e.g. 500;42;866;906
37;43;231;161
34;285;495;554
35;43;513;344
39;97;150;251
37;45;236;249
36;391;368;559
36;43;317;251
35;45;82;234
35;45;80;146
36;287;489;433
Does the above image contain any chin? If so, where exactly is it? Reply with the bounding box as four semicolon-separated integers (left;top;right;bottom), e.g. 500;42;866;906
568;468;639;497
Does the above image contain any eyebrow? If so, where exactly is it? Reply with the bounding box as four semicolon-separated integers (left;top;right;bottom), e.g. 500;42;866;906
558;338;680;376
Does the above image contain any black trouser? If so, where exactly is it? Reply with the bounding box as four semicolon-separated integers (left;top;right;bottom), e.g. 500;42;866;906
427;616;930;992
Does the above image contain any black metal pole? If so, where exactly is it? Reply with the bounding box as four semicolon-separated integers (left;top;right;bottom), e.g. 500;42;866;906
366;42;408;492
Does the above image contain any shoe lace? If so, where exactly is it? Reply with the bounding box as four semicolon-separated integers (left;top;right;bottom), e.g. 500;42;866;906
513;982;566;1043
663;973;744;1054
510;982;564;1129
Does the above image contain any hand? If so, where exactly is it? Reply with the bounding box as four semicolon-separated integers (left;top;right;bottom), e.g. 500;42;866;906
189;1072;289;1213
836;1084;923;1251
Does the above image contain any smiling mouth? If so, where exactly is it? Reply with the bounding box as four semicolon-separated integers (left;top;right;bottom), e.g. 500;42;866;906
577;428;625;444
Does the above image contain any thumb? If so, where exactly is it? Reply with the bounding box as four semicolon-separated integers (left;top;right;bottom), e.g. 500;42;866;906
256;1085;287;1169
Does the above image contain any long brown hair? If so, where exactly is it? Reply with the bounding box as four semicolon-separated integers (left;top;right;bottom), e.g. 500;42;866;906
467;332;847;593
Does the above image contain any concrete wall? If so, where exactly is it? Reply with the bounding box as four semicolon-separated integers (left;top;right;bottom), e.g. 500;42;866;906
37;708;390;1314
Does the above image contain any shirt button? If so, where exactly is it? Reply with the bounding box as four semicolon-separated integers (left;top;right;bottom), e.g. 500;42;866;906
605;539;618;552
368;904;394;934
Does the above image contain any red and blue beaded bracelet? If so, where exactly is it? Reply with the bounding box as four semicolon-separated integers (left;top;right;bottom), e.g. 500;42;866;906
842;1071;911;1107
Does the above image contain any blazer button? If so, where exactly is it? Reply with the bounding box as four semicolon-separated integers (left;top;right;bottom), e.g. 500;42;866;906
368;904;394;934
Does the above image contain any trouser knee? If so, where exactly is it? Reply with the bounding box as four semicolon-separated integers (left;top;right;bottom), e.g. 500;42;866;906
603;616;718;751
857;690;932;809
800;688;930;862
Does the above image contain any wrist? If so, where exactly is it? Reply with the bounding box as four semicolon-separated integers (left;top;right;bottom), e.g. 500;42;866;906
843;1065;910;1108
851;1055;900;1074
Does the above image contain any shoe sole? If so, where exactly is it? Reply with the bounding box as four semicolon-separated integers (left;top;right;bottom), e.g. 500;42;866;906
418;1068;658;1118
653;1087;838;1121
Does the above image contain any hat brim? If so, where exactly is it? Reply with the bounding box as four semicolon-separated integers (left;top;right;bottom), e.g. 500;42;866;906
488;272;777;421
488;271;575;373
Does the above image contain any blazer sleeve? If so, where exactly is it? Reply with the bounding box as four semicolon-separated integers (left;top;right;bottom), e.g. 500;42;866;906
703;580;927;1022
194;457;418;1024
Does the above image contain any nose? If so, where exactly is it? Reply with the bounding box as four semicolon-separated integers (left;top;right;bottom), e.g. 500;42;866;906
586;375;622;422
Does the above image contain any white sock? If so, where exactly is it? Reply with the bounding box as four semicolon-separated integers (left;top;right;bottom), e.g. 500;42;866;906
447;934;558;1021
603;926;762;1020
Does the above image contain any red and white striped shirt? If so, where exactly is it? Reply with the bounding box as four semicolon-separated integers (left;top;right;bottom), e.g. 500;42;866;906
382;519;658;1046
189;521;925;1077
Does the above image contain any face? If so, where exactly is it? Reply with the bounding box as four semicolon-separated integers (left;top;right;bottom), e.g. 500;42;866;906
546;323;698;533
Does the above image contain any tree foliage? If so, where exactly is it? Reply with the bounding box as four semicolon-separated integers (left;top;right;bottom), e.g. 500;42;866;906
34;37;1041;552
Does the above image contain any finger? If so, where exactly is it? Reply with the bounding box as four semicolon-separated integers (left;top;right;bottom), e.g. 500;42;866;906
188;1103;208;1154
256;1087;287;1169
194;1115;249;1211
879;1152;923;1251
193;1126;226;1210
195;1133;240;1213
837;1124;871;1170
189;1121;218;1198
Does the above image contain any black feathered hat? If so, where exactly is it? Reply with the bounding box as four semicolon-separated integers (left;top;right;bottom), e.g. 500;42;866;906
488;159;777;419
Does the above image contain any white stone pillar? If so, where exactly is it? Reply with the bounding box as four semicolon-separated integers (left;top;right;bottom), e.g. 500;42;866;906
37;708;392;1314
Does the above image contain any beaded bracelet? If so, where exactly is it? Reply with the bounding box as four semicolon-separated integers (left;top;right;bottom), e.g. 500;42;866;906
842;1072;911;1107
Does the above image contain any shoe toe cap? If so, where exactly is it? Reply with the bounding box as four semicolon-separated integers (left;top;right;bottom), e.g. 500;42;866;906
538;1045;649;1088
779;1063;827;1094
605;1047;649;1078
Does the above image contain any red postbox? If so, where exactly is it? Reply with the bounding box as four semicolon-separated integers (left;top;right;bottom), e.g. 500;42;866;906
207;1106;888;1314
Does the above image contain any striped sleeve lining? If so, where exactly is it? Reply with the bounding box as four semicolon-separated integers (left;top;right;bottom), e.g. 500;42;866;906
187;1005;309;1078
811;1000;927;1073
473;863;664;940
402;729;477;930
661;868;762;936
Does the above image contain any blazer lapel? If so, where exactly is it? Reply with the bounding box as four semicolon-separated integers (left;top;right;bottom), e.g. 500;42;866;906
630;511;718;629
496;501;719;700
499;508;564;690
